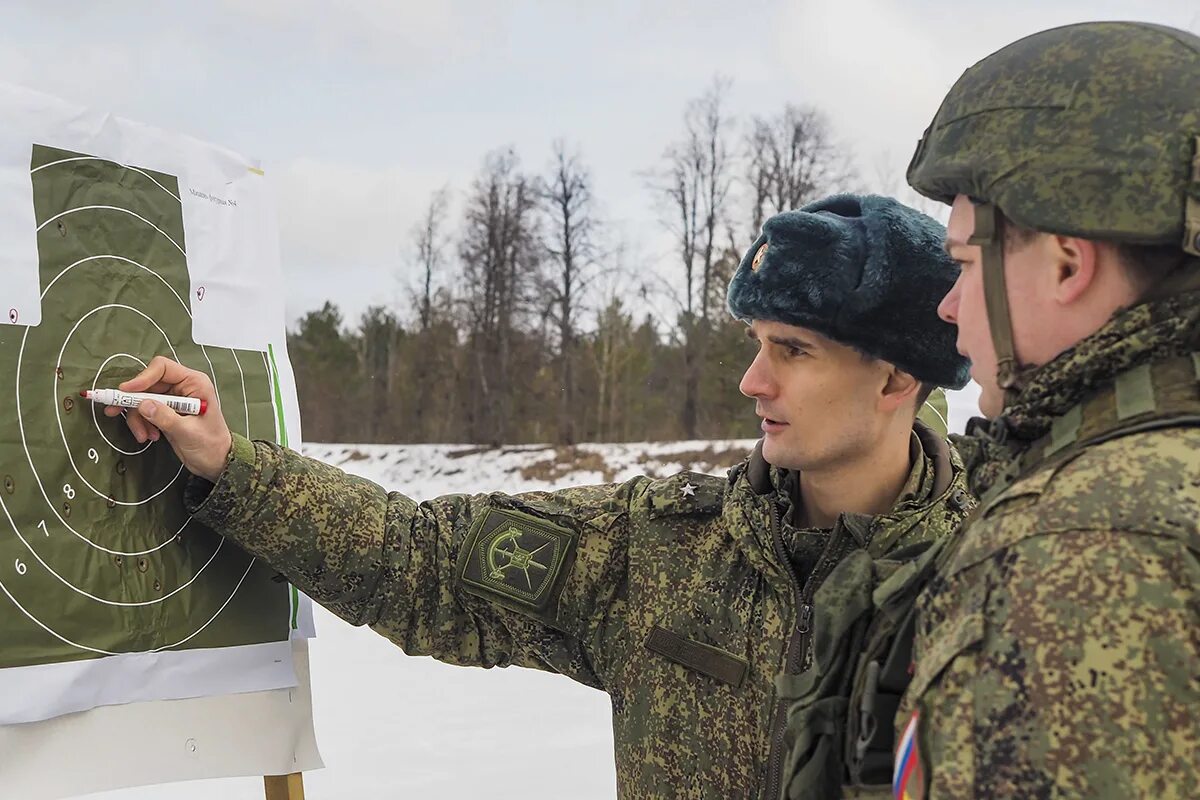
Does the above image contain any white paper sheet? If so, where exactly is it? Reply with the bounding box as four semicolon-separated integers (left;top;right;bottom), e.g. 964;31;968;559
0;638;323;800
0;83;321;796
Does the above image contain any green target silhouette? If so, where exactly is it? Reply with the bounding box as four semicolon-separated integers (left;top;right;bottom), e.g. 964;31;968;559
0;145;293;669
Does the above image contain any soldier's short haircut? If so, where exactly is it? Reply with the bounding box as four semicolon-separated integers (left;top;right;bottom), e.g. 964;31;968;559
850;345;935;415
1000;212;1198;297
1000;217;1038;251
1114;245;1197;296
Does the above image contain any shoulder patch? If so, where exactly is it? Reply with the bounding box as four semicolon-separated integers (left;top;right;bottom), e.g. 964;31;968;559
646;471;726;518
458;507;578;612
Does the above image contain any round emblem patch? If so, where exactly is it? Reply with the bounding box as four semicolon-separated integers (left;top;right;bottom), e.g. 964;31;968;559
751;242;768;272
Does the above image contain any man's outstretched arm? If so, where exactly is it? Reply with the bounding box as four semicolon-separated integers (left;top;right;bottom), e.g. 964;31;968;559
117;356;638;687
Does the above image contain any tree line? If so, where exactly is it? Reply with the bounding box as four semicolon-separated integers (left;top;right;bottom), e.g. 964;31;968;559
288;80;867;445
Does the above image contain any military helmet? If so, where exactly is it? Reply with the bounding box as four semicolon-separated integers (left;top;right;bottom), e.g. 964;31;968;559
908;21;1200;255
907;21;1200;402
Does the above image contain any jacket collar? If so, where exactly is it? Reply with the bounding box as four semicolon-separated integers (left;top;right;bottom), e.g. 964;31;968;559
957;288;1200;498
727;420;964;575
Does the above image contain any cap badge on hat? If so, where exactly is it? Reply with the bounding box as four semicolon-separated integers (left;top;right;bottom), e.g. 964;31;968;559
751;242;768;272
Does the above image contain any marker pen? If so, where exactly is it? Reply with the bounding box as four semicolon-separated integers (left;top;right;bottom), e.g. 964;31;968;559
80;389;207;416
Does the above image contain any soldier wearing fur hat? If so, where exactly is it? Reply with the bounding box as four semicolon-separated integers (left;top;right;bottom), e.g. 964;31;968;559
110;193;972;799
894;21;1200;800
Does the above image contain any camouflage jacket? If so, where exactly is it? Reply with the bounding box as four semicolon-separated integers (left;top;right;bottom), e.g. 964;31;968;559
185;423;969;799
896;291;1200;799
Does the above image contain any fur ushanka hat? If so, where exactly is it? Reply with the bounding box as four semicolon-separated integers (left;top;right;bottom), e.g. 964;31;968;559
727;194;970;389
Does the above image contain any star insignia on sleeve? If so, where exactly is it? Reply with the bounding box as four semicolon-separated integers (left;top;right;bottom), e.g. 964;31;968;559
680;481;697;498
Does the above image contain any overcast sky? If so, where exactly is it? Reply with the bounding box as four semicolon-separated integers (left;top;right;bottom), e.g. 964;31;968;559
2;1;1196;329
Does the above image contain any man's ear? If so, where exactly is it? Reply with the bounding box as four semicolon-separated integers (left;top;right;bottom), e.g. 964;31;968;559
879;364;920;413
1051;235;1099;305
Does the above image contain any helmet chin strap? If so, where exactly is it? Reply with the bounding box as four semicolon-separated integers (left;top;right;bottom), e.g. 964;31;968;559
970;187;1199;413
1185;135;1200;258
968;202;1027;409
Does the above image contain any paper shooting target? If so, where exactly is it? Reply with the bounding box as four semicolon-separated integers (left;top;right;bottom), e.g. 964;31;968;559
0;145;297;672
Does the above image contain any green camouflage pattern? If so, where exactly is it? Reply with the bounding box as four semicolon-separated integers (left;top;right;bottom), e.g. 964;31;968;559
184;426;970;799
900;290;1200;798
907;21;1200;248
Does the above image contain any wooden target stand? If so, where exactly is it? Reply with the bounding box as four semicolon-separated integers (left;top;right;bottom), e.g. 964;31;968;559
264;772;305;799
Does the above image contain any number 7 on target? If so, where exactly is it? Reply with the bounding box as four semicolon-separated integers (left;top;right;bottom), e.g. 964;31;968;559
0;99;317;798
1;143;297;684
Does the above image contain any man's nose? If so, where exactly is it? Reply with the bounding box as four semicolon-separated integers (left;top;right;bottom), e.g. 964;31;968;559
938;277;962;325
739;351;774;399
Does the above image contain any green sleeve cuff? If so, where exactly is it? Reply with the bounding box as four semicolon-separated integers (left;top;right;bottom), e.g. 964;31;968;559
183;432;261;524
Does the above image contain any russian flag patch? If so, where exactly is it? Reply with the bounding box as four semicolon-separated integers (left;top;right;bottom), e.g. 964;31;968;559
893;709;925;800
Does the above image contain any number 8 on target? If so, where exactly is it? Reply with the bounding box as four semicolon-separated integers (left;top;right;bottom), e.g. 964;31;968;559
0;142;302;724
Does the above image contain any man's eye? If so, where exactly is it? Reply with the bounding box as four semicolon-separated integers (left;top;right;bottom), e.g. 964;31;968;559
787;346;805;358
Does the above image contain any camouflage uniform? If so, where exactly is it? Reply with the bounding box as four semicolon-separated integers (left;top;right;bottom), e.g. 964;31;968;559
897;293;1200;799
896;22;1200;799
185;421;972;799
726;195;971;800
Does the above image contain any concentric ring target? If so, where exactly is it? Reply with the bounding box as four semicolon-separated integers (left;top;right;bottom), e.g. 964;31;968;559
90;353;153;458
0;145;295;667
50;303;187;504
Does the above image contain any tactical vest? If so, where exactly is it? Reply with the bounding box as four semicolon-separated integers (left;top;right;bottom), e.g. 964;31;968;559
888;351;1200;800
753;425;974;800
892;352;1200;800
974;353;1200;506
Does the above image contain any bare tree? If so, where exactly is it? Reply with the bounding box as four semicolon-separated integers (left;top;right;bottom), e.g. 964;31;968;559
745;104;856;243
403;187;453;440
459;147;541;444
411;186;451;331
649;77;736;438
538;140;599;444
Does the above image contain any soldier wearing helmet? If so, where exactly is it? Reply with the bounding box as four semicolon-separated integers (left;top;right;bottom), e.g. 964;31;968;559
892;21;1200;799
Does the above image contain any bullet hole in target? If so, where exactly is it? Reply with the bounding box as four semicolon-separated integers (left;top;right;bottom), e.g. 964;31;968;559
56;220;66;237
137;557;149;573
3;476;12;494
153;579;162;592
113;555;123;568
55;366;63;381
62;396;74;413
106;496;115;509
116;460;126;475
62;501;71;517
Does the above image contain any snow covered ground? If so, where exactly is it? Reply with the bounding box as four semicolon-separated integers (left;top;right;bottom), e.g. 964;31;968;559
89;386;981;800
